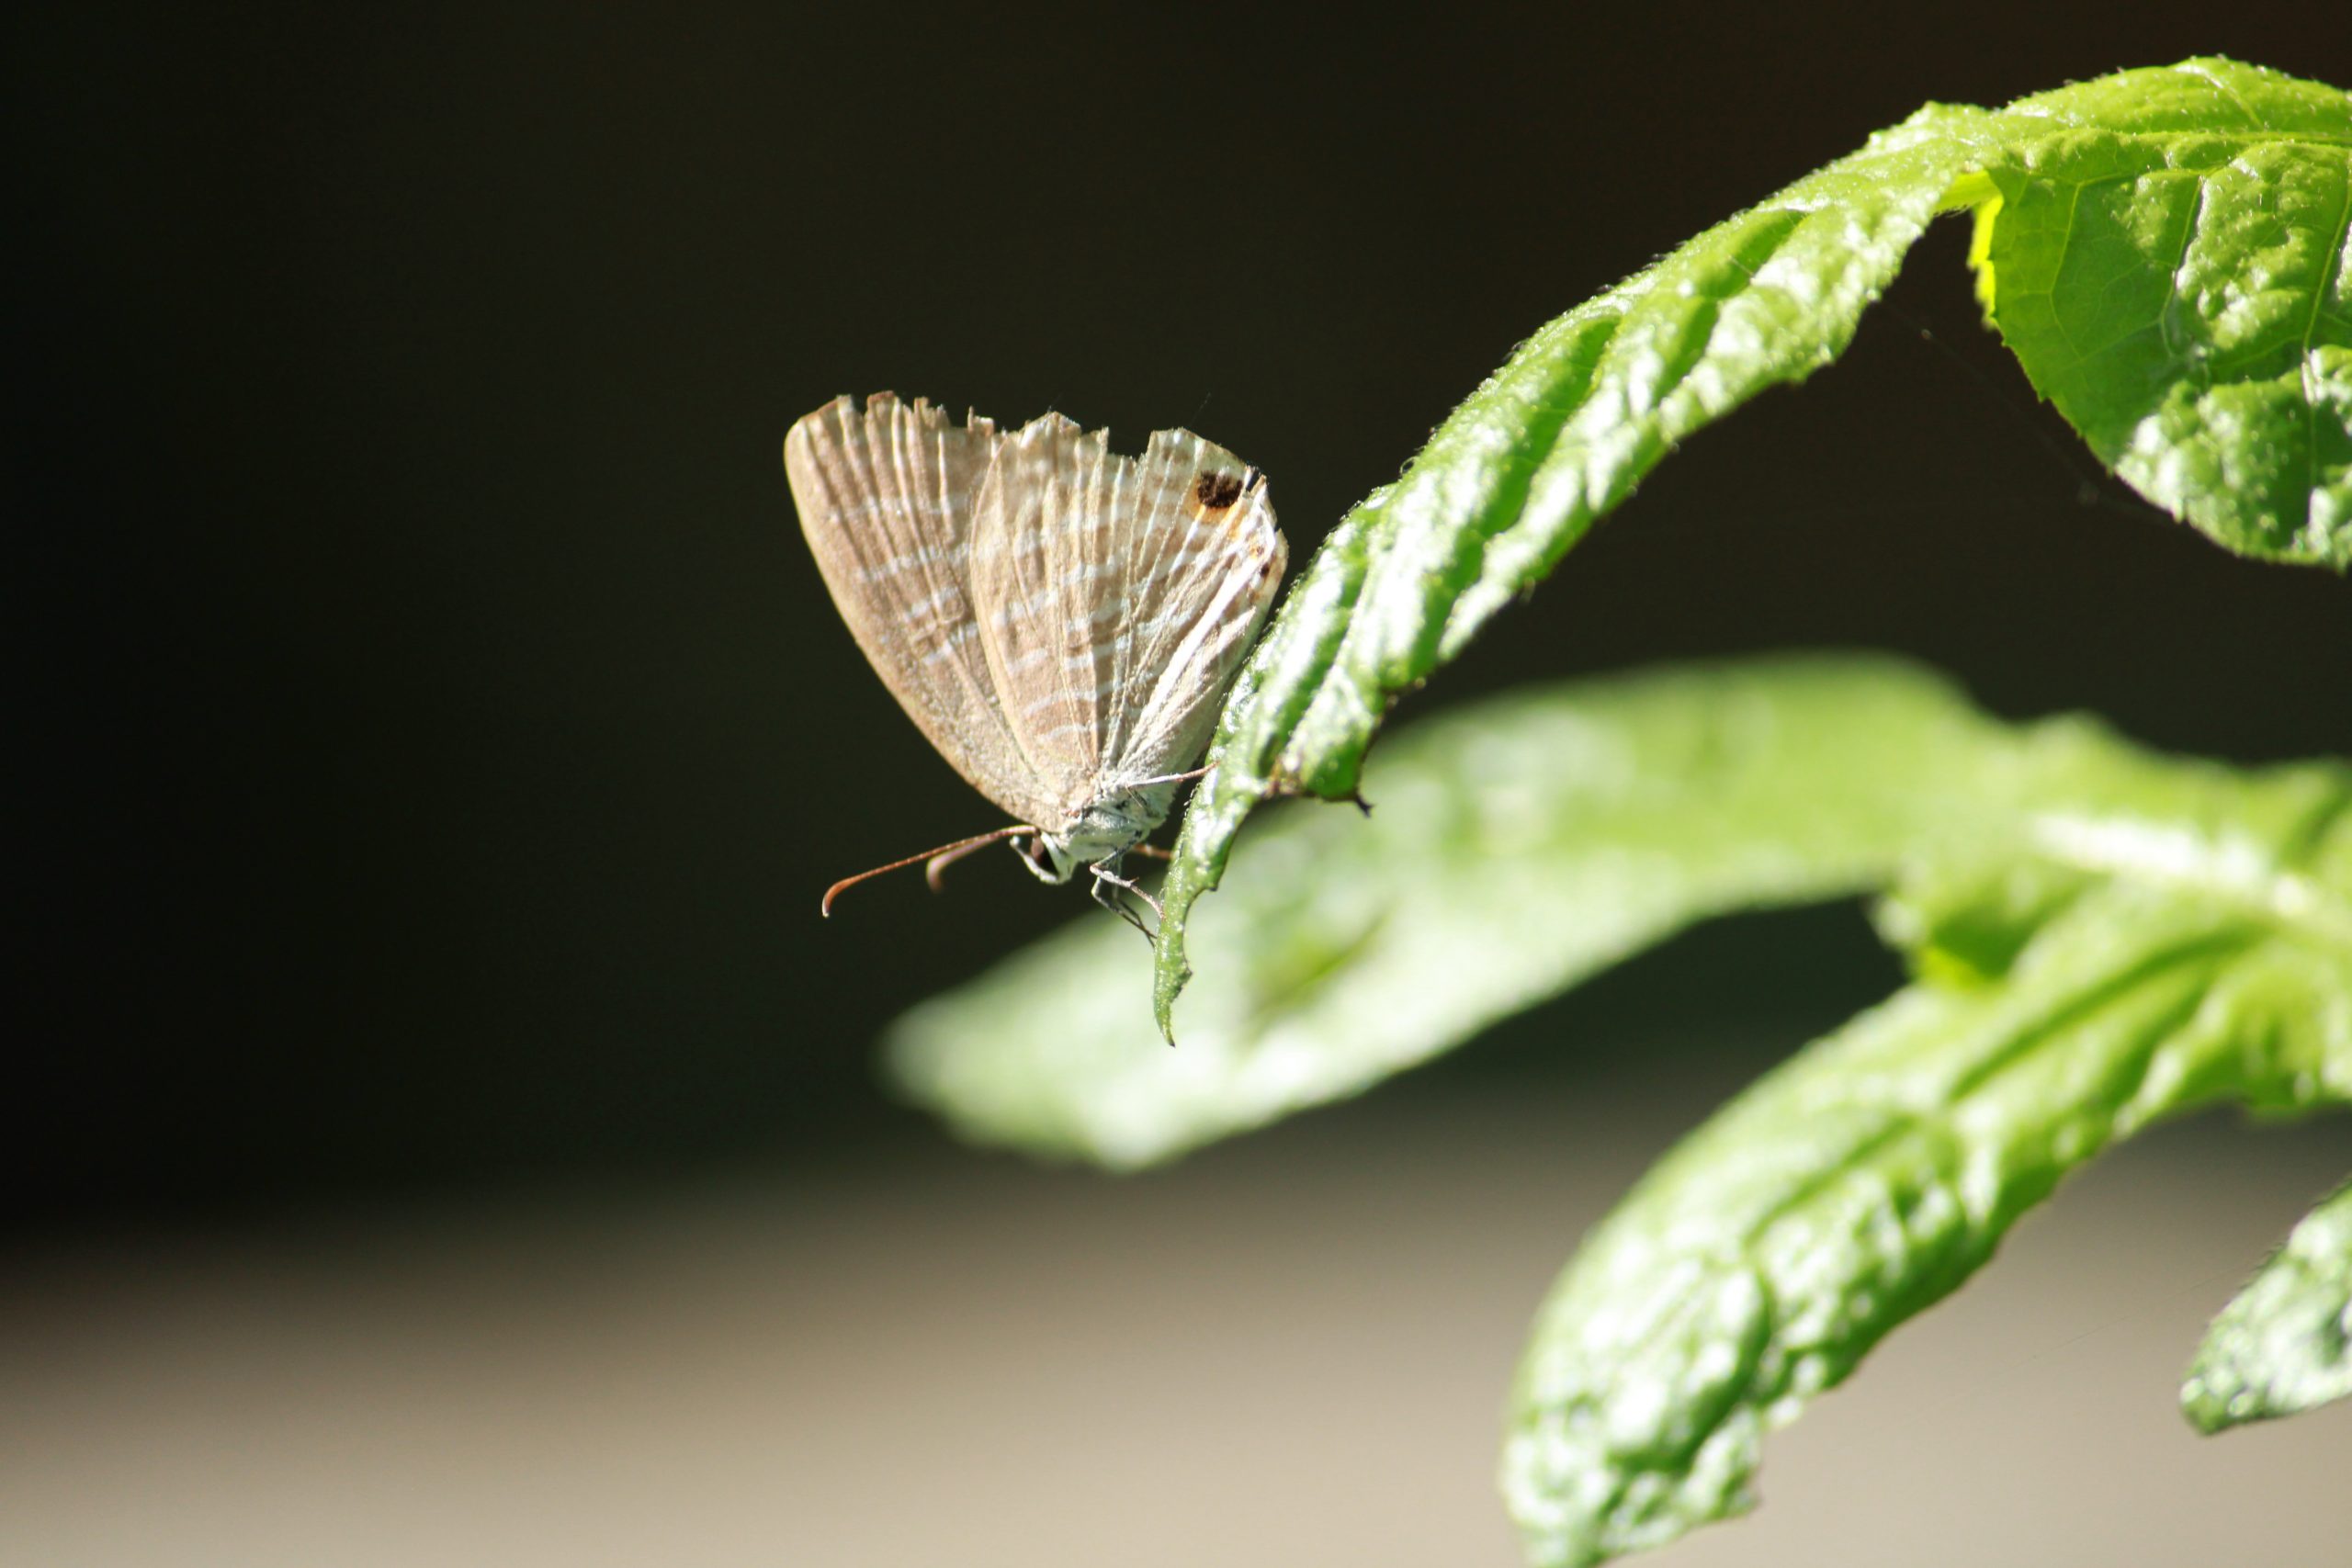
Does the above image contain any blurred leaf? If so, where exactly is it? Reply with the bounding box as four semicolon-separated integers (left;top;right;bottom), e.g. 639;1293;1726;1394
1502;746;2352;1567
1155;58;2352;1034
2181;1178;2352;1433
890;655;2350;1166
893;652;2352;1566
890;656;2006;1167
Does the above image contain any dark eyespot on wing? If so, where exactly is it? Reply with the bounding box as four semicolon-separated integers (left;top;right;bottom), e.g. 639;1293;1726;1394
1194;470;1245;510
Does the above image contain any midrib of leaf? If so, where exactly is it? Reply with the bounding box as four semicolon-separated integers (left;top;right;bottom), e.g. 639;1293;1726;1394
1238;905;1390;1029
2018;807;2352;951
1726;932;2246;1252
1435;212;1817;651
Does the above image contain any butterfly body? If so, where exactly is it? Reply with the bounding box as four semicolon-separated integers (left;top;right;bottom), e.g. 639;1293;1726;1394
1020;779;1182;884
786;393;1284;919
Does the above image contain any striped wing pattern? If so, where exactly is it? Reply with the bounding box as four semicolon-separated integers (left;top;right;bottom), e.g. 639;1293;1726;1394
786;394;1058;827
970;416;1283;816
786;392;1284;836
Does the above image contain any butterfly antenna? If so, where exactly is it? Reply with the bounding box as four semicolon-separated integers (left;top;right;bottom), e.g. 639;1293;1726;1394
820;824;1037;917
922;831;1009;891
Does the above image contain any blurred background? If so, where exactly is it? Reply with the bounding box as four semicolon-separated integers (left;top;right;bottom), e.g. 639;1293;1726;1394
13;4;2350;1563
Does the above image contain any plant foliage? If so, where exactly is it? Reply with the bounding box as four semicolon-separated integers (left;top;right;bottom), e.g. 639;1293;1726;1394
1155;57;2352;1036
890;656;2352;1562
884;57;2352;1568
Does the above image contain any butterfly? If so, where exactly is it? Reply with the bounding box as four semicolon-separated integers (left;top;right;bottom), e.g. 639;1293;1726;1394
785;392;1286;930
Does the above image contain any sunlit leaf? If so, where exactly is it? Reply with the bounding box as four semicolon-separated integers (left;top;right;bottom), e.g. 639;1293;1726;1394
1155;59;2352;1033
1968;60;2352;566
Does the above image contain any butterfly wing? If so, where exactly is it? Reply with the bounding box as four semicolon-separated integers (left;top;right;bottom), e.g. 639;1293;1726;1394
969;415;1284;815
785;393;1062;828
1100;429;1284;784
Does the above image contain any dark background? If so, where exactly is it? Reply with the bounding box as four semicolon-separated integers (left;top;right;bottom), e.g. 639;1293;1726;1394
17;6;2351;1234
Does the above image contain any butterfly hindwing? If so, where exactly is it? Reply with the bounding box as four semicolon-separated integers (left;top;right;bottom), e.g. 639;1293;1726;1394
1101;429;1283;783
970;416;1284;817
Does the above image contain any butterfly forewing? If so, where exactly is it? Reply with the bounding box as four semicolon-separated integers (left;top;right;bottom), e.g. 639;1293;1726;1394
785;394;1061;827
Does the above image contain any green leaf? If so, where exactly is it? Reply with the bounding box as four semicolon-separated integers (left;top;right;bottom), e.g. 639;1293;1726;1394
1148;110;1994;1035
1153;58;2352;1035
888;656;2009;1167
2181;1178;2352;1433
1502;751;2352;1567
891;652;2352;1565
1969;60;2352;567
890;654;2350;1169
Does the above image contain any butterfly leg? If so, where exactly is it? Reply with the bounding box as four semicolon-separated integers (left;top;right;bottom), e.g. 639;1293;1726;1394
1089;858;1161;941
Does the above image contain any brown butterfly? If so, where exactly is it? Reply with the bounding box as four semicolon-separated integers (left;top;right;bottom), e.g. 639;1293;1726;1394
785;393;1285;929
